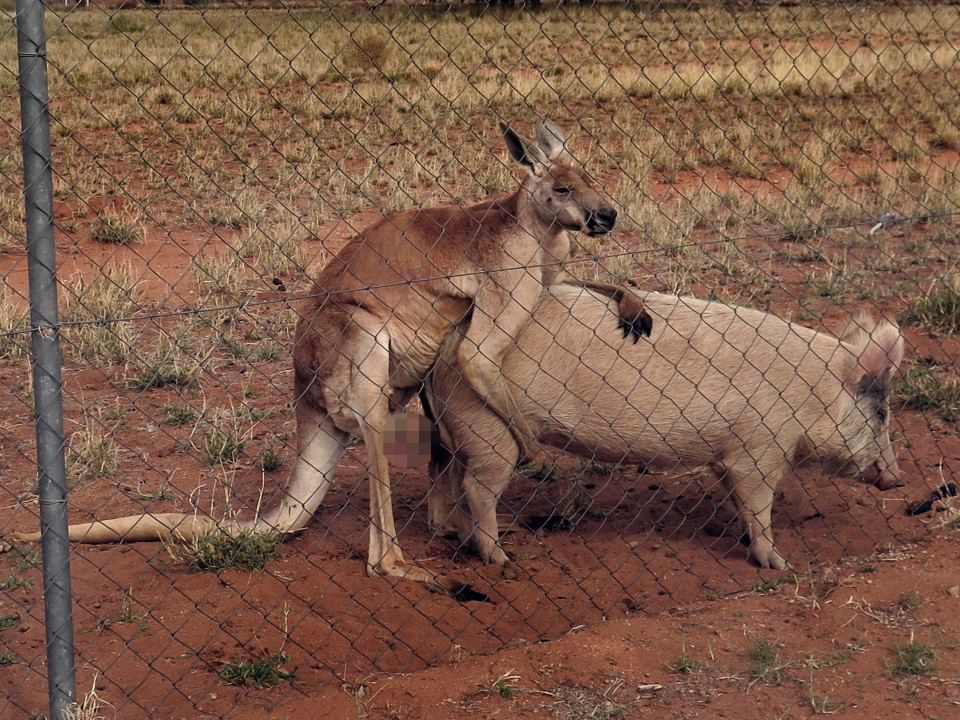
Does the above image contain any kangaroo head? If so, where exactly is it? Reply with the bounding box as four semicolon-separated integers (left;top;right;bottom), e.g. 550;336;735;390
501;119;617;237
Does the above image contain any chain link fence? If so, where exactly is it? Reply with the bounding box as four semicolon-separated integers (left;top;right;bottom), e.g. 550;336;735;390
2;0;960;717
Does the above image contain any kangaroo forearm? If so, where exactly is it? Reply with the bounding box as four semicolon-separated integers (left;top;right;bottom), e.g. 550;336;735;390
575;279;625;302
565;278;653;341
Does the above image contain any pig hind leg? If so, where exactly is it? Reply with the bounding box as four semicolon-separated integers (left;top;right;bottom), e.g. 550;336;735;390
426;430;463;537
436;392;519;565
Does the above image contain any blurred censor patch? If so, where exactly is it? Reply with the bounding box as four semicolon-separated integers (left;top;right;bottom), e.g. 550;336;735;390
384;412;437;469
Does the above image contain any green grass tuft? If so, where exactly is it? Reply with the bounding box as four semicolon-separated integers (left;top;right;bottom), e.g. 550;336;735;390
131;366;198;391
670;651;702;674
0;574;32;592
166;527;280;572
201;426;246;466
0;612;20;630
218;652;296;687
748;640;785;684
887;640;936;677
0;652;19;666
257;445;284;472
902;274;960;334
163;405;197;427
91;208;144;245
897;366;960;421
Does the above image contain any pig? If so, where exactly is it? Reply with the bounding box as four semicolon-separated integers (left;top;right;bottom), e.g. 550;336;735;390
424;284;904;570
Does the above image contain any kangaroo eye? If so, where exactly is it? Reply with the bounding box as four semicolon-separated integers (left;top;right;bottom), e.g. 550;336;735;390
877;406;888;424
554;186;571;195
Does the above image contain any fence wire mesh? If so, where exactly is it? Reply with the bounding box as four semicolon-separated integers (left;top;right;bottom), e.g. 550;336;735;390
2;0;960;717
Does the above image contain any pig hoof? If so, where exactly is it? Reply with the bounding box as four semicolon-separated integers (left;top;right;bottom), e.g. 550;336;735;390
501;559;523;581
482;546;511;567
764;551;788;571
751;545;788;571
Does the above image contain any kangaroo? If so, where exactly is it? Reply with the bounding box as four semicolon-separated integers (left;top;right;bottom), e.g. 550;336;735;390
19;121;652;591
425;285;903;571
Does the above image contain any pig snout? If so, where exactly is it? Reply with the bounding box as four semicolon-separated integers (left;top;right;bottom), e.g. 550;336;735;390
863;457;903;490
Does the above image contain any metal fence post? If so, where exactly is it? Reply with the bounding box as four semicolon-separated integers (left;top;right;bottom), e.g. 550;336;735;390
15;0;77;716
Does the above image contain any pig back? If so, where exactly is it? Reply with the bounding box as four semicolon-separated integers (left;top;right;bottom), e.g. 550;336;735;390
502;285;848;466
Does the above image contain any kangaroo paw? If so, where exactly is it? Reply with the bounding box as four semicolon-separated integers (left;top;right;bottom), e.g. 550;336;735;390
617;292;654;342
370;550;455;594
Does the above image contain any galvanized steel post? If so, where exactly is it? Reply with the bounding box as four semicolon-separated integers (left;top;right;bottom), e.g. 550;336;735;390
15;0;78;716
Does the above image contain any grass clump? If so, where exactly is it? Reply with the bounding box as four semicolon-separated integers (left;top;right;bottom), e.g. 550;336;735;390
207;186;266;229
669;651;702;674
131;366;197;391
62;263;144;364
897;589;921;613
902;273;960;334
0;612;20;630
252;343;283;363
91;207;144;245
66;410;119;486
0;288;28;364
193;251;251;301
517;461;556;482
219;652;296;688
0;652;19;666
201;422;247;466
886;640;936;677
163;404;197;427
233;217;308;276
748;640;786;684
753;574;799;593
61;675;113;720
481;671;521;699
896;366;960;421
0;575;31;592
113;590;148;632
0;553;37;592
257;444;284;472
130;323;212;390
166;527;280;572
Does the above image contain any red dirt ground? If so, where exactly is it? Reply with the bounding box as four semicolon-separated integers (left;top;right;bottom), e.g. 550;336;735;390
2;196;960;719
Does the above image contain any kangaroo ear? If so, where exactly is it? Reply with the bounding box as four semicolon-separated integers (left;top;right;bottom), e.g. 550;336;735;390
502;122;549;176
535;119;571;162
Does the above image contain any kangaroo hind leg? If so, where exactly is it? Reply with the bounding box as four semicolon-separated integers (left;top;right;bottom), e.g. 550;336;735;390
325;318;451;591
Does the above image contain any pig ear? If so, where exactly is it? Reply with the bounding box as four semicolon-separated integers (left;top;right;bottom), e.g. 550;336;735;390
856;321;904;383
845;321;903;394
842;319;903;395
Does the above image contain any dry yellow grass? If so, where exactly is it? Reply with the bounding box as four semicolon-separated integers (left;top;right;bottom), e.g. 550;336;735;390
0;2;956;332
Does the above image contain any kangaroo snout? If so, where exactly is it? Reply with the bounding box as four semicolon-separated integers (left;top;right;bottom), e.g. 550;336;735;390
585;206;617;235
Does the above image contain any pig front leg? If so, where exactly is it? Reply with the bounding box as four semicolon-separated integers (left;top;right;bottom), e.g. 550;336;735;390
715;455;789;571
